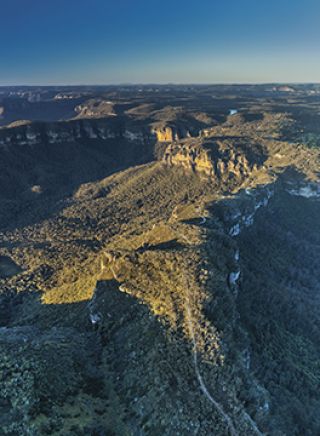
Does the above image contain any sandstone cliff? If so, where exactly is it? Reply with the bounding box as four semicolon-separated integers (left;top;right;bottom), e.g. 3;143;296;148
151;122;213;143
152;126;176;142
163;138;262;180
0;118;153;147
152;125;195;142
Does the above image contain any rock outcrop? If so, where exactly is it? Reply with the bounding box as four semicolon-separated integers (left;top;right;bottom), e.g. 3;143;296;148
152;126;176;142
285;181;320;198
74;99;116;118
152;124;197;143
163;138;262;180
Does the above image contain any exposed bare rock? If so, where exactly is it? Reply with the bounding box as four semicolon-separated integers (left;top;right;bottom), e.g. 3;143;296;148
0;118;153;147
74;99;116;119
152;126;176;142
163;138;264;180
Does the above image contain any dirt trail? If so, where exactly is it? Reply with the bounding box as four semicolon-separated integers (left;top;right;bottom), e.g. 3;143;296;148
178;220;263;436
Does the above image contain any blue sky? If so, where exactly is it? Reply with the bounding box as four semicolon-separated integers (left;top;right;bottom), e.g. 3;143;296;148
1;0;320;84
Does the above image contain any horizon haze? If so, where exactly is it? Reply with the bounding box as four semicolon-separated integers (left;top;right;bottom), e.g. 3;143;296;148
1;0;320;85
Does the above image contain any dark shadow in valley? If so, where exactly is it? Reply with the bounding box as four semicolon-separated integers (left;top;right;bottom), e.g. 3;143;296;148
136;239;185;253
0;119;158;232
208;171;320;435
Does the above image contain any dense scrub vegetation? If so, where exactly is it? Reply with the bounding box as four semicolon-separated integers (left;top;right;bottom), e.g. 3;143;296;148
238;191;320;435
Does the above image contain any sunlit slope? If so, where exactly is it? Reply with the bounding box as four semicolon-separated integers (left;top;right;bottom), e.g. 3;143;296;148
0;111;319;434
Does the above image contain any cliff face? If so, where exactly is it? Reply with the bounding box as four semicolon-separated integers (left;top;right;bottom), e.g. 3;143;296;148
0;106;210;147
152;126;176;142
0;118;153;147
163;139;262;180
0;118;160;230
151;124;197;143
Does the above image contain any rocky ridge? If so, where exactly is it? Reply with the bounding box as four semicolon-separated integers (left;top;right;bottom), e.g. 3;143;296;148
0;118;152;147
163;138;263;180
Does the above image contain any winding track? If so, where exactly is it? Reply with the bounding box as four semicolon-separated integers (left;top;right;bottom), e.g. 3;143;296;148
184;288;238;436
178;220;263;436
96;217;263;435
174;223;238;435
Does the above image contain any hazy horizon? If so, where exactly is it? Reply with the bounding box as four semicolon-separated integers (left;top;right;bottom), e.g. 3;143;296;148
1;0;320;85
1;81;320;87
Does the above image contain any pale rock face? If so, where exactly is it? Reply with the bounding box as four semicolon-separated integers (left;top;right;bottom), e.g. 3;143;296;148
47;131;59;143
31;185;42;194
287;184;320;198
59;131;74;142
229;270;240;285
26;128;40;144
0;121;151;146
97;128;107;139
83;124;98;139
17;139;28;146
254;197;269;210
123;130;144;142
228;187;274;236
73;124;82;139
231;210;242;220
266;188;274;199
89;313;101;325
105;130;116;139
229;223;240;236
0;124;116;145
243;213;254;227
261;400;270;413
